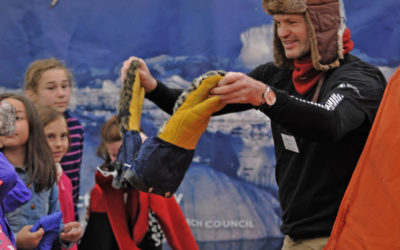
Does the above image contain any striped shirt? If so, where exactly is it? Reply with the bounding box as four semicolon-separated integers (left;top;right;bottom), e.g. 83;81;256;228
61;111;84;220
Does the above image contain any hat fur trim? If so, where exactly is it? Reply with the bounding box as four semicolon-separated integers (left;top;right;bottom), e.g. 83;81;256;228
263;0;307;15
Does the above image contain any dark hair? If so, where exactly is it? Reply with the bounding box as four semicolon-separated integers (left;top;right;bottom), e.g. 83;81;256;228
0;93;56;192
96;115;121;165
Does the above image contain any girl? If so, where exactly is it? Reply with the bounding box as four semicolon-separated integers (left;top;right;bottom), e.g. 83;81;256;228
24;58;84;220
0;93;80;249
37;106;82;250
0;100;32;249
79;115;198;250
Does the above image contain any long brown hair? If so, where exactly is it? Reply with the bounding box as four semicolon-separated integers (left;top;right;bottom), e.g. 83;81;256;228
96;115;121;165
36;105;70;149
0;93;56;192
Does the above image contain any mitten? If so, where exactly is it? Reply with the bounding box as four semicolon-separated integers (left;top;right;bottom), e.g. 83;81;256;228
111;60;145;188
0;100;16;136
119;70;226;197
118;60;145;132
158;70;226;150
30;212;62;250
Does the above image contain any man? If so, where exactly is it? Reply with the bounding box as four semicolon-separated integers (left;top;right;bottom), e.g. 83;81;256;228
121;0;386;249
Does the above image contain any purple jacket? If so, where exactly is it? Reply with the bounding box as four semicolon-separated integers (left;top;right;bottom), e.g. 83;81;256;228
0;152;32;246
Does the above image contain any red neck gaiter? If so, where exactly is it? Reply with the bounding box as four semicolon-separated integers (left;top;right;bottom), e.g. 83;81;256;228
292;28;354;95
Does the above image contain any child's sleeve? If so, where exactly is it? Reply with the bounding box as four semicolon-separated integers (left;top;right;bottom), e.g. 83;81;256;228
0;152;17;199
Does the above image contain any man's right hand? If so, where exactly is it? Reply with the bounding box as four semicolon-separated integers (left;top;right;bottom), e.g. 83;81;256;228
121;56;157;93
210;72;267;106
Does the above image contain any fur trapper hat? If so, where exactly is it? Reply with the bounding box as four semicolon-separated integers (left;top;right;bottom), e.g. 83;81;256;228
262;0;346;71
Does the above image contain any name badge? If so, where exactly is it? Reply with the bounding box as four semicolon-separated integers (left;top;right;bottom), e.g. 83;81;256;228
281;134;299;153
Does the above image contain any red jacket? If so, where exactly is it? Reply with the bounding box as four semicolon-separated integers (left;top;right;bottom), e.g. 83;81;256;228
58;170;77;250
83;171;198;250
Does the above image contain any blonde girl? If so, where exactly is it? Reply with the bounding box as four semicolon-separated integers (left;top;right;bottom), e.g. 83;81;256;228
24;58;84;220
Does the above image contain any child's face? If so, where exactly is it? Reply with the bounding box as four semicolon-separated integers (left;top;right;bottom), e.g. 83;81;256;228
31;69;71;113
44;116;69;163
0;98;29;148
105;140;122;162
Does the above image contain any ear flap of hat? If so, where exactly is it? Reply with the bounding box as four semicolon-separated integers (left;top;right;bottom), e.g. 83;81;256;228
272;23;294;69
306;0;342;71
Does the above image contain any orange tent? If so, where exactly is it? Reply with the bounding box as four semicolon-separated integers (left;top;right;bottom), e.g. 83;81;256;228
324;67;400;250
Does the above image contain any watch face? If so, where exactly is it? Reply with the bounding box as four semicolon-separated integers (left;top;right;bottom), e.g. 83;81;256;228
264;88;276;106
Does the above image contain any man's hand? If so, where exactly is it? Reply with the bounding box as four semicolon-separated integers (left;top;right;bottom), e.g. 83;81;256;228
210;72;267;106
16;225;44;249
121;56;157;93
60;221;82;243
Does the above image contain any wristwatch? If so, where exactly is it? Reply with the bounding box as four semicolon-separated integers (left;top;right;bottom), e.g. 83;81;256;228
263;86;276;107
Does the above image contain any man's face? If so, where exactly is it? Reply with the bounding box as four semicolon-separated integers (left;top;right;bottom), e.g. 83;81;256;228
274;14;310;60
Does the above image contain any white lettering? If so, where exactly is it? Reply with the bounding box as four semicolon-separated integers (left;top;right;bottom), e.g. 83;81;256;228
78;193;90;208
186;219;203;228
174;193;183;204
205;220;213;228
187;219;255;229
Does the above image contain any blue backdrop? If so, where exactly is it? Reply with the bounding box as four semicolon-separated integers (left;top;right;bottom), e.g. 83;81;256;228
0;0;399;249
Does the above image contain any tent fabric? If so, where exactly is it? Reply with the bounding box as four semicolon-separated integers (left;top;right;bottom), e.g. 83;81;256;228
324;66;400;249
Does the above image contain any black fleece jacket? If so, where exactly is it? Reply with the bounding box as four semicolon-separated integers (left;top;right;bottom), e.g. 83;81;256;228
146;54;386;239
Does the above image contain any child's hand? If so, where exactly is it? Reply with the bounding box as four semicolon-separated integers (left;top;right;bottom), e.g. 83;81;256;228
16;225;45;249
60;221;82;243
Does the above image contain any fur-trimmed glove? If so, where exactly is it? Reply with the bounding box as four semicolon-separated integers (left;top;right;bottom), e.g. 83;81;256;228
0;100;16;136
158;71;226;150
118;60;145;132
112;60;145;189
116;70;226;197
